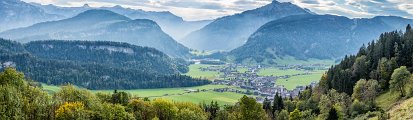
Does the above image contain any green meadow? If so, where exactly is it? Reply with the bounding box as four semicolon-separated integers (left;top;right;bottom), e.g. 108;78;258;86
184;64;223;80
41;84;250;105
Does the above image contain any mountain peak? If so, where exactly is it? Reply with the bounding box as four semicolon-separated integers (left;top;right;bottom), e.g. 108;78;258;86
72;9;130;21
82;4;90;8
271;0;281;4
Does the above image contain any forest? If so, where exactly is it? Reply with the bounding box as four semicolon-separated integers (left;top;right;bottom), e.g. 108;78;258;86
0;39;209;89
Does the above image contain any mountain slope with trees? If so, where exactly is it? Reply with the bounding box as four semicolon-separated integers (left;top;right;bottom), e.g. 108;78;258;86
182;1;311;51
229;15;413;64
0;9;190;58
0;39;208;89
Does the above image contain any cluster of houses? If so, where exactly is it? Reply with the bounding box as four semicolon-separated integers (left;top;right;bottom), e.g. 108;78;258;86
206;63;322;103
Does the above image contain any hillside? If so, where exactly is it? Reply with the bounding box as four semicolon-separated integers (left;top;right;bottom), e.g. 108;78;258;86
182;1;311;51
229;15;413;64
0;9;190;57
388;97;413;119
0;38;209;89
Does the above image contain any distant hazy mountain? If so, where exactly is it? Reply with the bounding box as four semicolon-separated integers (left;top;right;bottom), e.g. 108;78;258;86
229;15;413;64
0;10;190;57
0;0;63;32
0;39;209;89
31;3;212;40
182;1;312;51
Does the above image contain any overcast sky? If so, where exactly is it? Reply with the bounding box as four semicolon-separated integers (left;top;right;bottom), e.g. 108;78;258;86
21;0;413;21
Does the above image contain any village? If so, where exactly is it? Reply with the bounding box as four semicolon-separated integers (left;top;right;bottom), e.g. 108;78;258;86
194;62;327;103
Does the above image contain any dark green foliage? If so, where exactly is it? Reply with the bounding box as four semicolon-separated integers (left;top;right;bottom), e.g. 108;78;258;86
327;107;338;120
25;40;186;74
112;90;130;106
0;39;210;89
229;15;413;63
326;25;413;94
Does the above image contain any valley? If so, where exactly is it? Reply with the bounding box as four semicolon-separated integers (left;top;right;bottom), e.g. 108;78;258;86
41;59;331;105
2;0;413;119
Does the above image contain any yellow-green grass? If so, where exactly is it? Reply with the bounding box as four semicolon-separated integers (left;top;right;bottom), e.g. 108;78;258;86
375;91;401;111
274;56;335;66
276;71;324;90
156;91;249;106
42;83;248;105
237;67;249;73
185;64;223;80
93;85;232;97
258;68;305;76
388;97;413;120
41;83;61;93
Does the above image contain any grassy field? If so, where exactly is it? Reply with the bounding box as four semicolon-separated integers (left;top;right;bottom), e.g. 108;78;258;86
275;70;325;90
185;64;223;80
376;91;402;111
258;68;305;76
41;84;249;105
274;56;335;65
388;96;413;120
237;67;249;73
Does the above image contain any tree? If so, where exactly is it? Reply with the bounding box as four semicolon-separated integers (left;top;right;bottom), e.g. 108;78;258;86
55;102;90;120
94;103;134;120
152;99;178;120
277;110;289;120
127;99;156;120
175;102;207;120
111;90;130;106
326;107;338;120
390;66;411;97
0;67;25;87
238;95;267;120
289;109;302;120
352;79;379;102
262;98;272;117
272;92;284;114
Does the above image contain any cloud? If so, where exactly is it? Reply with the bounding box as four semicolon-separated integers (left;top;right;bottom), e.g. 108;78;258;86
22;0;413;20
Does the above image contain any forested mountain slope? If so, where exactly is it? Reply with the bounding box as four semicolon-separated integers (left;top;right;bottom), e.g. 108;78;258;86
182;1;311;51
0;10;190;58
229;15;413;64
0;39;208;89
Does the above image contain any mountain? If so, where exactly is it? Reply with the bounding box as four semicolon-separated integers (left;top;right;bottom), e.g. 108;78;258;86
0;38;209;89
182;0;312;51
229;15;413;64
0;9;190;57
0;0;63;32
31;3;212;40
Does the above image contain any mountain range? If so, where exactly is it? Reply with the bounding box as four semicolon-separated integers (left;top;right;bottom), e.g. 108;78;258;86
0;9;190;57
229;15;413;63
182;0;312;51
30;3;211;40
0;0;63;32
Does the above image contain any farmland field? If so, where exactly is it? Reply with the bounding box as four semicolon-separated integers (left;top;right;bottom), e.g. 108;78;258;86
275;70;325;90
258;68;304;76
184;64;223;80
41;84;249;105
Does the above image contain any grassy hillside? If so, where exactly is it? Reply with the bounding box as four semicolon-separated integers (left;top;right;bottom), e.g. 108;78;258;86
388;97;413;119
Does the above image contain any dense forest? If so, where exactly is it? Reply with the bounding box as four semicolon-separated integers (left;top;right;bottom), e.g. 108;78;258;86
0;39;209;89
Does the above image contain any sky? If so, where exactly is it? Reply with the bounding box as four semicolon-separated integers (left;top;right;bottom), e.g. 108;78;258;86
21;0;413;21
